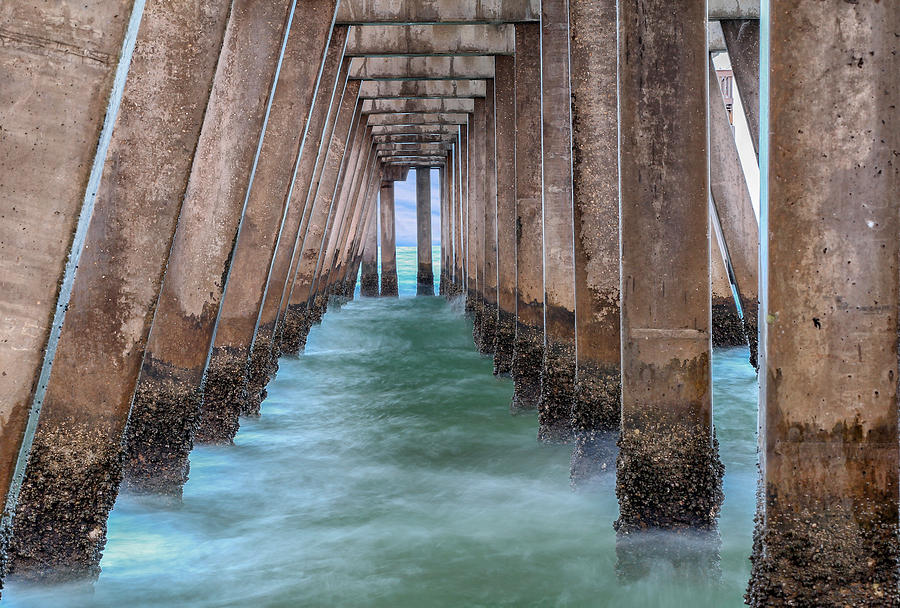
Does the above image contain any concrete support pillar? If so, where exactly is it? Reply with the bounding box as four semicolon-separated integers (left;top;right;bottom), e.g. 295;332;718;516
125;1;338;495
336;162;378;297
458;127;469;296
720;20;759;159
226;7;340;423
538;0;576;442
568;0;621;480
479;80;499;355
288;75;360;322
360;211;379;296
379;180;398;296
616;0;722;533
277;40;349;356
439;165;450;296
709;224;744;348
493;55;517;376
415;168;434;295
747;3;899;605
708;57;759;367
7;0;235;580
468;104;485;330
246;11;343;413
0;0;138;558
510;23;544;412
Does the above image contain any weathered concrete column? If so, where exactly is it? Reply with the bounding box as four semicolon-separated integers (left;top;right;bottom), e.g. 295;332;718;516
439;165;450;296
720;20;759;158
335;163;379;297
360;210;379;296
616;0;723;533
7;0;235;581
288;75;360;322
126;1;339;495
747;2;899;605
479;80;499;355
379;179;398;296
467;107;484;330
567;0;621;480
276;41;349;356
415;168;434;295
537;0;576;443
493;55;516;376
510;22;544;412
457;126;469;296
709;223;744;348
199;6;337;445
245;13;344;416
708;57;759;367
0;0;138;556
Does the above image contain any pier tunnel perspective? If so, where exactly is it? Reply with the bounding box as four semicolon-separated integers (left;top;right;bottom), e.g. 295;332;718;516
0;1;897;606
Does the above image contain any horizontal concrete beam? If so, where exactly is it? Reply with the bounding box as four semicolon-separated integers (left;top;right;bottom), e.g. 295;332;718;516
337;0;540;24
361;98;474;114
383;160;446;167
382;165;409;181
373;133;455;144
359;80;486;98
368;113;469;126
376;143;453;153
708;0;760;19
370;125;459;137
709;21;726;52
349;57;494;80
346;24;515;56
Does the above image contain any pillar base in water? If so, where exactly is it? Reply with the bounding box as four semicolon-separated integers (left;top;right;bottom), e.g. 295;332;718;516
380;273;398;297
492;308;515;375
8;422;124;583
195;346;248;444
361;273;379;297
123;363;203;496
439;271;449;296
538;339;576;443
470;293;484;348
570;362;621;484
478;302;498;355
510;321;543;412
279;304;313;355
747;493;899;606
740;298;759;370
711;296;746;348
416;270;434;296
245;329;278;417
615;421;724;533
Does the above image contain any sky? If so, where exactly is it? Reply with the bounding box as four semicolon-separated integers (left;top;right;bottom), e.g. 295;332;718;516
388;168;442;247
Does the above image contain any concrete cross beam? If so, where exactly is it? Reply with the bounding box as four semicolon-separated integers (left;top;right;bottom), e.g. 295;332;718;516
346;24;515;56
708;0;759;19
360;80;486;98
367;112;469;126
337;0;540;24
376;143;453;153
383;160;446;167
377;151;450;160
350;57;494;80
371;125;459;137
361;98;475;114
373;134;455;144
381;164;409;181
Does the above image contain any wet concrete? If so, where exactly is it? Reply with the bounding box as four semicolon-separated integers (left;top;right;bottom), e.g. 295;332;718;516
570;362;620;483
279;303;313;355
194;346;248;444
379;180;399;297
511;320;543;412
122;358;203;497
492;308;516;376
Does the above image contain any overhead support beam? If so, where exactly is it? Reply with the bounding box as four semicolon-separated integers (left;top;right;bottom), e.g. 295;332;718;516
346;24;515;57
350;57;494;81
376;143;452;153
370;125;459;137
373;134;455;144
361;98;474;114
367;113;469;127
360;80;486;99
337;0;540;24
383;160;446;167
376;152;449;161
708;0;759;20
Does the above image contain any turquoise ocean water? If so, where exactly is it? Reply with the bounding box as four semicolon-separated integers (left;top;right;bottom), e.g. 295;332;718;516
6;246;757;607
